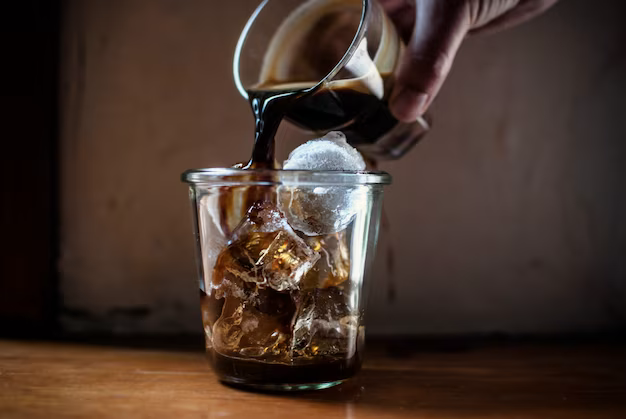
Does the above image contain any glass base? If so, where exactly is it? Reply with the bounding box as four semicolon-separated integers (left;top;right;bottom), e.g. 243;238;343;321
209;350;362;391
221;378;344;392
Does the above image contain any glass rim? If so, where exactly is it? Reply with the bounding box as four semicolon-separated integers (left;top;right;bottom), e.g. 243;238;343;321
182;168;392;186
233;0;369;99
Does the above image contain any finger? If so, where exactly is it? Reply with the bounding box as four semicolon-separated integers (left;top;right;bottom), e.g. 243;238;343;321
470;0;559;36
379;0;416;43
389;0;470;122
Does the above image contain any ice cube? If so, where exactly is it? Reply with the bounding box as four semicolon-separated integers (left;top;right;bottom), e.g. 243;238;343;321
213;296;292;360
198;188;265;294
211;202;320;296
198;194;228;294
301;231;351;290
282;132;366;171
291;287;359;358
278;184;367;236
200;186;249;239
279;132;367;236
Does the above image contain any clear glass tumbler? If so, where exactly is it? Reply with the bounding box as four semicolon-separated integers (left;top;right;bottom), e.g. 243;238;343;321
182;168;391;390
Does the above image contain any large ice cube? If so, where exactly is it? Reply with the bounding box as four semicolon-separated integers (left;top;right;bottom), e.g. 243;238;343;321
279;132;367;235
282;132;366;171
211;202;320;297
291;287;359;358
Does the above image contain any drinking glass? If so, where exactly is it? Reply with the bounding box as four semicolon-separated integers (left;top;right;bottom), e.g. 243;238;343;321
183;168;391;390
233;0;431;160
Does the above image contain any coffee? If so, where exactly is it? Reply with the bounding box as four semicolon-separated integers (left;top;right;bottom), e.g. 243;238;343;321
210;343;363;386
243;0;403;167
200;0;398;387
244;88;306;168
245;77;400;168
249;76;397;148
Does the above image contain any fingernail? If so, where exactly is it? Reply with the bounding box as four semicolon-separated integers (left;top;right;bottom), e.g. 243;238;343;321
390;88;429;122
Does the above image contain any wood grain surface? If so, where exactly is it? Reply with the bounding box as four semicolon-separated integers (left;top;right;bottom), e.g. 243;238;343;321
1;340;624;418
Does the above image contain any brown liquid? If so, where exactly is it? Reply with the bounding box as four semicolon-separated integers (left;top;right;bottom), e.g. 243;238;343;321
214;3;384;386
209;351;362;386
245;89;308;168
284;85;398;145
243;0;412;166
245;81;398;168
200;287;363;386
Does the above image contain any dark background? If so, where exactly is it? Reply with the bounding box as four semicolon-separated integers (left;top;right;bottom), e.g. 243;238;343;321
1;0;60;336
1;0;625;342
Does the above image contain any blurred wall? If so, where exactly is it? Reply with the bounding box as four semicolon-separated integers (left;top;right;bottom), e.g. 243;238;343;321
60;0;626;335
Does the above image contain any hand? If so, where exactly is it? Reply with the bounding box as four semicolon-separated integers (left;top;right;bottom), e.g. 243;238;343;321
380;0;559;122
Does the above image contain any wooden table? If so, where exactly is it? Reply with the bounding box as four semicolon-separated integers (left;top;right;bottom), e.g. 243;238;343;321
1;340;624;418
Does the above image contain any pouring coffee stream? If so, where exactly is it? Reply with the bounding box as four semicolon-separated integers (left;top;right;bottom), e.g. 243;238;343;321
240;0;405;301
185;0;410;390
245;80;402;168
236;0;430;167
245;89;304;169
